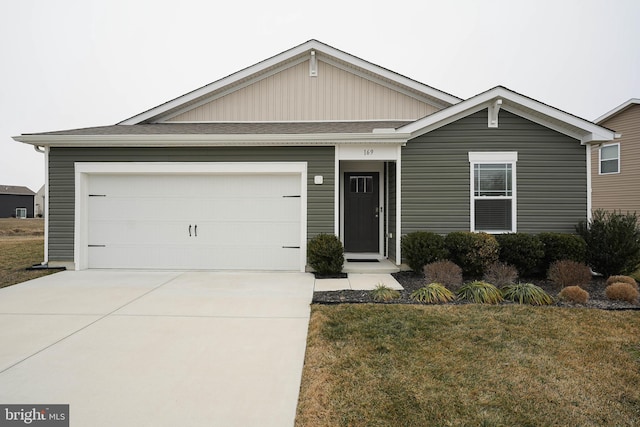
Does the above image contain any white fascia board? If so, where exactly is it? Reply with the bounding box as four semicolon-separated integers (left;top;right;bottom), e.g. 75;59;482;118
119;39;461;125
13;132;411;147
594;98;640;124
398;87;617;144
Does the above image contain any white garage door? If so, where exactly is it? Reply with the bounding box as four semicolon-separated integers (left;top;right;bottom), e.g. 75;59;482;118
86;173;302;270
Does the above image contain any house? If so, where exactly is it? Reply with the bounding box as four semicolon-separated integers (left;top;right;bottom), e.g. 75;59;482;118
591;99;640;214
13;40;616;271
35;185;45;217
0;185;36;218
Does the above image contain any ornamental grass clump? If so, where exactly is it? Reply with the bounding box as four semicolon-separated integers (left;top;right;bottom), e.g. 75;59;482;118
483;261;518;287
410;283;456;304
371;284;401;302
558;285;589;304
605;282;639;303
547;260;592;288
606;275;638;289
501;283;554;306
456;281;503;304
423;260;463;290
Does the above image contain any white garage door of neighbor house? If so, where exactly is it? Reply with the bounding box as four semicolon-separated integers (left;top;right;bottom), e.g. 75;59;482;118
86;173;302;270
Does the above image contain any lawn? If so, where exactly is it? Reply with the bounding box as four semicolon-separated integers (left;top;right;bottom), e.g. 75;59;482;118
296;304;640;427
0;218;57;288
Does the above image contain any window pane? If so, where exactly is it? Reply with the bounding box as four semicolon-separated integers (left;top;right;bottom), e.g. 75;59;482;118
475;199;512;231
601;145;619;161
475;164;511;196
601;159;618;174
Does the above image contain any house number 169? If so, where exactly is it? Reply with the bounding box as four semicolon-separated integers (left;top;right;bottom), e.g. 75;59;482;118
364;149;374;156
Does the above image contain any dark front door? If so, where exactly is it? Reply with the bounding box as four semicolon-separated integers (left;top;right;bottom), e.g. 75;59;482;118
344;172;379;252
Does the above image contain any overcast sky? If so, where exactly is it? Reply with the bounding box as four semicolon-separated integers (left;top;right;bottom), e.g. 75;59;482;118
2;0;639;192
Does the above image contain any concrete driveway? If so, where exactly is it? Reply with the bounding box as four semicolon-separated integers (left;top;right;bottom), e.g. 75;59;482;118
0;270;314;427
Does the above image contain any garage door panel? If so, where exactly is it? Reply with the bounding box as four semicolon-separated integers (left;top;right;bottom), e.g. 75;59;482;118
87;172;303;270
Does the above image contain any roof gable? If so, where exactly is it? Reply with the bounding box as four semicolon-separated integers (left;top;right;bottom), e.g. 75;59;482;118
398;86;617;144
0;185;35;196
119;39;461;125
595;98;640;124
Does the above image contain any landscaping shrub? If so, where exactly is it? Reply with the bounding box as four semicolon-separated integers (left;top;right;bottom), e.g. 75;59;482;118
538;232;587;271
558;285;589;304
495;233;545;277
483;261;518;287
547;260;592;288
456;281;503;304
371;284;401;302
605;282;639;303
307;234;344;275
401;231;447;273
423;260;463;289
606;275;638;289
410;283;456;304
502;283;554;306
576;209;640;277
444;232;499;277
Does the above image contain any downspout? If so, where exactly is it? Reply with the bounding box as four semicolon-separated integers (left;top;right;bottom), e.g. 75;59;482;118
586;144;592;222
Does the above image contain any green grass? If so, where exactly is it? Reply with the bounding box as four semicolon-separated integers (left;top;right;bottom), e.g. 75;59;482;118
296;304;640;427
0;219;57;288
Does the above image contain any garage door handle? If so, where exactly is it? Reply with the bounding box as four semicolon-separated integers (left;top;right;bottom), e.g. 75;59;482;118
189;224;192;237
194;225;197;237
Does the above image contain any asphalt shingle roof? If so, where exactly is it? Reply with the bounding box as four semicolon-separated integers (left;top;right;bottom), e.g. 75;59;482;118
0;185;35;195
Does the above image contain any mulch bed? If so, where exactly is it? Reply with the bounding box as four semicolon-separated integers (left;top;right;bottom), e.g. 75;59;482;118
312;272;640;310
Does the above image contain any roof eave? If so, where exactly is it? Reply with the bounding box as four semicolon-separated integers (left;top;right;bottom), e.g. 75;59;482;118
13;132;411;147
594;98;640;124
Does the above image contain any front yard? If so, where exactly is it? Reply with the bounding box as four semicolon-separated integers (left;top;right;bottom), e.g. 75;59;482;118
296;304;640;426
0;218;56;288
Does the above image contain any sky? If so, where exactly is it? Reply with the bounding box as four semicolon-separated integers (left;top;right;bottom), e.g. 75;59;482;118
1;0;639;192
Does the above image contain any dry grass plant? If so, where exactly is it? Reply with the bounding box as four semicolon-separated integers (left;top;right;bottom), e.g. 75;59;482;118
483;261;518;287
606;275;638;289
605;282;639;303
456;281;503;304
558;285;589;304
548;260;592;288
296;304;640;427
370;284;401;302
423;260;462;289
501;283;554;306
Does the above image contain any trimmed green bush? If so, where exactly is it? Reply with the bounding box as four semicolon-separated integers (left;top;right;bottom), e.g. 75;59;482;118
307;234;344;275
401;231;448;273
456;281;503;304
495;233;545;277
502;283;554;306
444;232;499;277
371;284;401;302
410;283;456;304
538;232;587;271
576;210;640;277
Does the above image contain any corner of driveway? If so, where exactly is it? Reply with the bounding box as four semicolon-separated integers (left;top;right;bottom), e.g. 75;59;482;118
0;270;314;427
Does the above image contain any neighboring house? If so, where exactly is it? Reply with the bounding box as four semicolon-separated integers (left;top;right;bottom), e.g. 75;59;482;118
591;99;640;214
13;40;616;271
35;185;45;217
0;185;35;218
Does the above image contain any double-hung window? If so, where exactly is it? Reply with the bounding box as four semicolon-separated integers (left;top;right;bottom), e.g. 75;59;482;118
469;152;517;233
599;143;620;174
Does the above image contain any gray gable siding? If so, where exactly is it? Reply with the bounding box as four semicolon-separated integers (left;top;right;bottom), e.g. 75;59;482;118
402;109;587;235
48;146;334;263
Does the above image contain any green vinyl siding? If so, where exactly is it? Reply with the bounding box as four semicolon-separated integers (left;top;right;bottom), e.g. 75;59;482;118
401;109;587;235
47;146;334;263
387;161;397;262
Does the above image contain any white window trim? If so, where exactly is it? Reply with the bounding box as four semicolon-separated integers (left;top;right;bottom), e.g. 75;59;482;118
468;152;518;233
598;142;620;175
